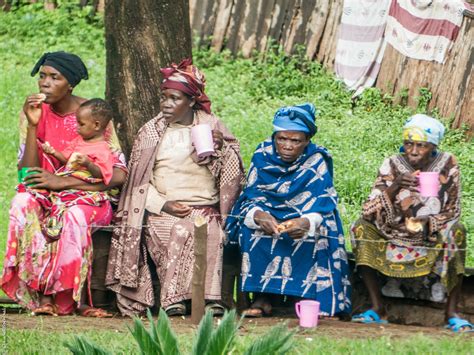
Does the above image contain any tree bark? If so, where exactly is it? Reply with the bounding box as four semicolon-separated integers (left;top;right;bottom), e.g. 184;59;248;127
105;0;192;158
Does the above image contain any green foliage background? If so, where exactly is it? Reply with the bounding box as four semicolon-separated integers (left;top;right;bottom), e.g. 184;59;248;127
3;4;471;265
0;3;473;354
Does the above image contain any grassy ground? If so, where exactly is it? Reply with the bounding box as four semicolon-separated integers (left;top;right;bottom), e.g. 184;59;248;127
2;312;474;354
5;329;474;354
0;4;473;353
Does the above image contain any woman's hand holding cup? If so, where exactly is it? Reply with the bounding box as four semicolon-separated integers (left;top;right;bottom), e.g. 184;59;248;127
191;124;215;158
23;167;64;190
212;130;223;151
386;171;419;200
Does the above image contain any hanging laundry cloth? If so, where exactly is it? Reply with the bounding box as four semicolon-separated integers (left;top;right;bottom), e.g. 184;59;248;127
335;0;391;97
385;0;470;64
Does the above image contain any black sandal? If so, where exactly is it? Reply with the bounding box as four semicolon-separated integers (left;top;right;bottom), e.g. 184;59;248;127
205;302;226;317
164;302;187;316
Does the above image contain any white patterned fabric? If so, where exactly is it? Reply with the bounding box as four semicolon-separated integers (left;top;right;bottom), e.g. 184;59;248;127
335;0;391;96
385;0;470;63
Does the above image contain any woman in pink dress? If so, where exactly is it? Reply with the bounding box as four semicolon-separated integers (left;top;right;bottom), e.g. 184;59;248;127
1;51;127;317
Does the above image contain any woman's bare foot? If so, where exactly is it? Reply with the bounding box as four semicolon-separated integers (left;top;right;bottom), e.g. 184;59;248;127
77;305;113;318
32;303;58;316
242;295;272;318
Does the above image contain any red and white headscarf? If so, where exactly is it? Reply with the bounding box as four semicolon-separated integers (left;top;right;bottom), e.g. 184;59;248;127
160;58;212;114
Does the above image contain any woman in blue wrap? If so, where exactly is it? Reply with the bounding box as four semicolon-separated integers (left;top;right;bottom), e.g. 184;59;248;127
225;103;351;317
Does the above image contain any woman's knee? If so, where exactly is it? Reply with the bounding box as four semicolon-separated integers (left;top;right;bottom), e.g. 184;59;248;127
62;205;88;229
10;192;41;214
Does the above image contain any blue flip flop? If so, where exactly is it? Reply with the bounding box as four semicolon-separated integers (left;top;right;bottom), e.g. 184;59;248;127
351;309;388;324
445;317;474;333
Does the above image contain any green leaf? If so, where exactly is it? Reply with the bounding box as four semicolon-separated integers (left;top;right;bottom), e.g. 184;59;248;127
64;335;112;355
243;323;295;355
128;316;162;355
155;308;181;355
146;308;160;345
205;310;239;355
191;310;214;355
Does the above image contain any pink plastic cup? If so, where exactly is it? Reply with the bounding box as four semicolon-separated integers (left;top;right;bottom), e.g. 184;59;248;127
295;300;320;328
191;124;215;158
418;172;440;197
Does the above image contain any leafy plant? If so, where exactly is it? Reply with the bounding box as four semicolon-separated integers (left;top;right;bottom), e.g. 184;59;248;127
416;87;432;112
64;336;111;355
128;309;180;355
64;309;294;354
243;323;295;355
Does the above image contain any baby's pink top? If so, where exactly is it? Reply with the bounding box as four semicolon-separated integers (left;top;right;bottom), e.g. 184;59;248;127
35;104;78;171
63;136;114;185
33;103;115;173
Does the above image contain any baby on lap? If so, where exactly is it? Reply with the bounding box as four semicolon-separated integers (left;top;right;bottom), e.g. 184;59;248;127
23;99;116;241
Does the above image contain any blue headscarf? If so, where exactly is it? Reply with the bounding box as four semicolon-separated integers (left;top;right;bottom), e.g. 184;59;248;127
272;103;317;137
402;114;445;146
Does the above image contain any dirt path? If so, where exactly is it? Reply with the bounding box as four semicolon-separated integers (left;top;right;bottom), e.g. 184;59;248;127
3;311;460;339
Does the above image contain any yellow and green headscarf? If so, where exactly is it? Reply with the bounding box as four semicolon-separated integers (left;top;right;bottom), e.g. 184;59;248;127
402;114;445;146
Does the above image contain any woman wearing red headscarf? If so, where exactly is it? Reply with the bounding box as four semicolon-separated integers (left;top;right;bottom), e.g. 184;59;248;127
106;59;244;316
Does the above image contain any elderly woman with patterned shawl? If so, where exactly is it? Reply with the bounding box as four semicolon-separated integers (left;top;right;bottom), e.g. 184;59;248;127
225;103;352;318
106;59;244;317
351;115;471;332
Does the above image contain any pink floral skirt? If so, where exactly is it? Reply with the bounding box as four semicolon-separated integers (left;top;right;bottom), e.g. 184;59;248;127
1;192;113;315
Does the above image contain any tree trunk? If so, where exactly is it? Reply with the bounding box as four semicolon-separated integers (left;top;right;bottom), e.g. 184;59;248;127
105;0;192;158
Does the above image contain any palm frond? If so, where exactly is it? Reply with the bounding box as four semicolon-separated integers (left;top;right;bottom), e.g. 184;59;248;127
205;310;239;355
64;335;112;355
243;323;295;355
127;315;162;355
156;308;181;355
146;309;160;345
191;310;214;355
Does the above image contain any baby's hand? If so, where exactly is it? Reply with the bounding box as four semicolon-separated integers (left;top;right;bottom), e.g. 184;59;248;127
74;154;91;167
42;142;56;155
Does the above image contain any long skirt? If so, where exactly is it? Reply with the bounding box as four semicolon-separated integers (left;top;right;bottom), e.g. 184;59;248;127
145;206;224;308
238;216;352;317
351;219;465;301
1;192;113;315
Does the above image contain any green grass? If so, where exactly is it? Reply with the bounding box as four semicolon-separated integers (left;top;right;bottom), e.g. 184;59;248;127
3;327;474;354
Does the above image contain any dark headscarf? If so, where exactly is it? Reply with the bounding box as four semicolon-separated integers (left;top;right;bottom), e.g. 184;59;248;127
272;103;318;137
31;51;89;87
160;58;212;114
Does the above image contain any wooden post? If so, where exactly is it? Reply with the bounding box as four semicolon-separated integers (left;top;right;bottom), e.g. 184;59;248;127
191;215;208;325
44;0;57;11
